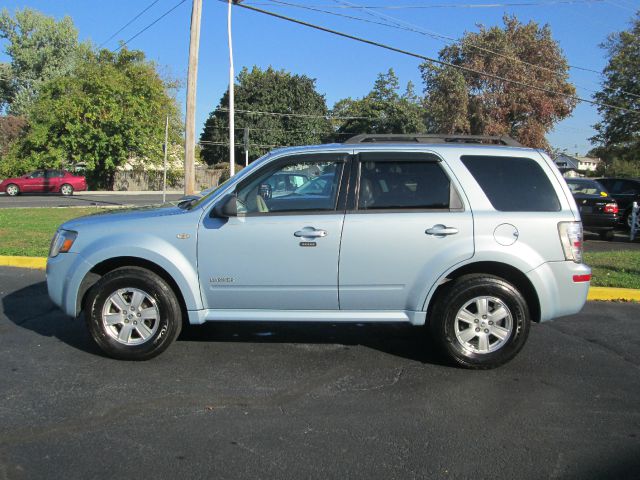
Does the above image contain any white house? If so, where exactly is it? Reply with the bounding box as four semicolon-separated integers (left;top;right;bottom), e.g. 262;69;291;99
554;153;601;177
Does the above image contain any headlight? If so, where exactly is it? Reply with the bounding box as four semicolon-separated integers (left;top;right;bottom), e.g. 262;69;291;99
49;229;78;257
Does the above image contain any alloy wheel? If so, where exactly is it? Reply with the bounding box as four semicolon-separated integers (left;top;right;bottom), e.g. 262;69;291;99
101;288;160;345
453;296;514;354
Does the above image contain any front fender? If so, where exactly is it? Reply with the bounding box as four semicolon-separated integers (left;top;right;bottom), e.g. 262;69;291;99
64;235;202;317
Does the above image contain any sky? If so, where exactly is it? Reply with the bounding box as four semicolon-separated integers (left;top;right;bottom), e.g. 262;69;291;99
1;0;639;155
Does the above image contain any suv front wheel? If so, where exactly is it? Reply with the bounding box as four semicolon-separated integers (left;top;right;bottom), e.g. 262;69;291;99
85;267;182;360
430;274;530;369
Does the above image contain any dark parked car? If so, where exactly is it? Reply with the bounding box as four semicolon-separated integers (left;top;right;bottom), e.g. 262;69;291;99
0;169;87;196
565;178;619;240
596;177;640;230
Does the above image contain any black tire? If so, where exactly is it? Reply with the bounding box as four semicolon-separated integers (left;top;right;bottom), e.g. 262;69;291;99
5;183;19;196
429;274;530;369
60;183;74;196
599;229;615;241
85;267;182;360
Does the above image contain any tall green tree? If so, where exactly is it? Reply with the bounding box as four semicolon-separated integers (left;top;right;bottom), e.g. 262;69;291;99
0;8;83;115
421;16;576;149
332;69;425;139
6;48;181;188
590;13;640;169
200;66;332;165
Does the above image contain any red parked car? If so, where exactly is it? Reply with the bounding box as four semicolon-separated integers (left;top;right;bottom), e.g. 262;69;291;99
0;169;87;196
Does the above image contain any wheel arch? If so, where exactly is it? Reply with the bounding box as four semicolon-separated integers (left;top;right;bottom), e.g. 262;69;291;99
425;261;541;324
77;256;189;323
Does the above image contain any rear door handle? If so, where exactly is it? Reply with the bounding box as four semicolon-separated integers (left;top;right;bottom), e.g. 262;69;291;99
425;224;459;237
294;227;328;238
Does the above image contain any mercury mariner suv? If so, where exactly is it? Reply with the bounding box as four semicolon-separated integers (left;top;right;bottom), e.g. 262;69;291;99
46;134;590;369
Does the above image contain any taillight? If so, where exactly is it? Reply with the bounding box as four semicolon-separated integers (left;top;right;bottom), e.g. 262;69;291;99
603;203;618;214
558;222;583;263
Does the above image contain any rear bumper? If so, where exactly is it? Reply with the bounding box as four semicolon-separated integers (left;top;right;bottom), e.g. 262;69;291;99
582;213;618;231
527;261;591;322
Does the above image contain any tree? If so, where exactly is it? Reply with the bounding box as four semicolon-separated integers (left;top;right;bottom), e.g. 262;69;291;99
5;48;181;188
0;115;27;157
332;69;425;139
0;8;84;115
421;16;576;149
590;13;640;168
200;66;331;165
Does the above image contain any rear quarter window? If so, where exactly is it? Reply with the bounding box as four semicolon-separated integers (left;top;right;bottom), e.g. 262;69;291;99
461;155;561;212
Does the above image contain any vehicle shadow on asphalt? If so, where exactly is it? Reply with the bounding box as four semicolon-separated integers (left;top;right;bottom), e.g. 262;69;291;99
179;321;449;366
2;281;104;356
3;281;449;366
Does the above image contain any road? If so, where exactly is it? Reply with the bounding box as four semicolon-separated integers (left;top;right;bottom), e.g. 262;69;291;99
0;192;184;208
0;266;639;479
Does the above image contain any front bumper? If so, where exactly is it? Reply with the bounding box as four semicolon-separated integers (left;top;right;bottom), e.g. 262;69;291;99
47;252;94;317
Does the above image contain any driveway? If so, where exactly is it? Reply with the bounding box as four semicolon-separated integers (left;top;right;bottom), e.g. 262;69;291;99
0;267;639;479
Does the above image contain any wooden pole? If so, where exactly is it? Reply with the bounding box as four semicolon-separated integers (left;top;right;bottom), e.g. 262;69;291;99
227;0;235;177
184;0;202;195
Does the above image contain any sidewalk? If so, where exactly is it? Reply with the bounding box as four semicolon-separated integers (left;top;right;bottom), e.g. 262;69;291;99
78;190;185;195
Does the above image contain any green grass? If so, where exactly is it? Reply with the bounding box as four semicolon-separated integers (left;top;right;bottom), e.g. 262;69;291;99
1;207;639;290
584;251;640;289
0;207;109;257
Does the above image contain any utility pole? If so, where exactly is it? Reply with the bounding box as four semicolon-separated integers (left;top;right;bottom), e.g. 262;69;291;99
163;115;169;203
227;0;236;177
243;127;249;167
184;0;202;195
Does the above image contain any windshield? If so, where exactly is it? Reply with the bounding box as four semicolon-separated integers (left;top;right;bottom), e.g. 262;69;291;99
294;175;331;196
566;179;608;196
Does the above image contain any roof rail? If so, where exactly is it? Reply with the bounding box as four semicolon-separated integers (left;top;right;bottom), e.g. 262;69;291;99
343;133;523;147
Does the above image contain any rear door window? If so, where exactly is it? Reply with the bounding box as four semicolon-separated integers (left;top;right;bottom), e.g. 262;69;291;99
461;155;560;212
356;153;458;210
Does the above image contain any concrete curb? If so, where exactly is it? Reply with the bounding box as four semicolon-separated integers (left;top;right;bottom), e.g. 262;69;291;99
0;255;639;302
587;287;640;302
0;256;47;270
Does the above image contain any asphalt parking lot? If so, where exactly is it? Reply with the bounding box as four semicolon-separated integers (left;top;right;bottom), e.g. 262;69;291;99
1;267;639;479
583;230;640;252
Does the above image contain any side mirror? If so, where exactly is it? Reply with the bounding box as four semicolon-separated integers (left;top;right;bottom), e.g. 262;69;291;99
211;194;238;218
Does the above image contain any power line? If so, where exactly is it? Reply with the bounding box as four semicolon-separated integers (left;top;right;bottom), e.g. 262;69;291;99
328;0;608;76
208;125;360;134
249;0;606;8
322;0;640;99
266;0;640;101
114;0;188;52
215;107;380;120
99;0;162;48
232;2;640;115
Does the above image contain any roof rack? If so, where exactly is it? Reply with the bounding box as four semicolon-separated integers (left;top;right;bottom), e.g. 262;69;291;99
343;133;523;147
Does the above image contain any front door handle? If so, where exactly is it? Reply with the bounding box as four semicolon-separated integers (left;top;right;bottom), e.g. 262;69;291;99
425;224;459;237
294;227;328;238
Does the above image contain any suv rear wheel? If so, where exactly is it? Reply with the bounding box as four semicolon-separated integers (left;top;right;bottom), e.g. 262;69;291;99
430;274;530;369
85;267;182;360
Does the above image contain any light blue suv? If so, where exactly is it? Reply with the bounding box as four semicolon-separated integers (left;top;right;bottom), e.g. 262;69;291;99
46;134;591;368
